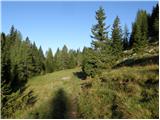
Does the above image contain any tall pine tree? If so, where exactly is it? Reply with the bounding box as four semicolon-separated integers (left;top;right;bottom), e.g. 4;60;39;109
111;16;123;57
53;48;63;71
123;24;129;50
129;22;136;48
61;45;69;69
148;3;159;41
91;6;109;50
45;48;54;73
133;10;148;52
39;46;45;74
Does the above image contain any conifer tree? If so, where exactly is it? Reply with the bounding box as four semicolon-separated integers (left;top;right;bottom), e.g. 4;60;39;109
134;22;142;52
31;42;42;75
1;33;12;115
61;45;69;69
9;25;18;46
111;16;123;57
123;24;129;50
68;50;77;69
23;37;36;78
82;47;101;77
39;46;45;73
10;31;25;87
82;6;114;77
91;6;109;50
1;32;11;84
129;23;136;48
1;26;47;118
53;48;63;71
45;48;54;73
76;49;82;66
133;10;148;52
148;4;159;41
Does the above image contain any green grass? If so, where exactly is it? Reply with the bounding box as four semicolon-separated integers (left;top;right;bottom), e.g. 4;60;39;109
12;42;159;119
13;63;158;118
77;64;159;119
12;63;158;119
77;43;159;118
14;68;82;118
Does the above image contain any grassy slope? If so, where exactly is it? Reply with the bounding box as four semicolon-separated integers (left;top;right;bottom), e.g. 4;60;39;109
15;68;82;118
14;43;159;119
77;43;159;119
77;65;158;118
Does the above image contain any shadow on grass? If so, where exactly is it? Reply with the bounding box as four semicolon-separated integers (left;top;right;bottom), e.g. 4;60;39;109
73;71;87;80
51;88;68;119
29;88;70;119
113;55;159;69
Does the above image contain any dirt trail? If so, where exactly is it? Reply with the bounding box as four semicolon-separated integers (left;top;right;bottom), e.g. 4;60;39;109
68;96;78;118
67;77;79;118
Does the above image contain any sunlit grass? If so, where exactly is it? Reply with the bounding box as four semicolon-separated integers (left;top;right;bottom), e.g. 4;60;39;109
78;64;159;118
14;68;82;118
13;54;159;119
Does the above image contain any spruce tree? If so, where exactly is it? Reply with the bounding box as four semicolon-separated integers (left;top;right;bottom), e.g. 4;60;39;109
31;42;42;75
68;50;77;69
134;22;142;52
9;25;17;45
39;46;45;73
23;37;35;78
123;24;129;50
76;49;82;66
1;32;11;84
149;4;159;41
133;10;148;52
82;6;114;77
1;26;45;118
10;31;24;87
111;16;123;57
53;48;63;71
61;45;69;69
45;48;54;73
1;33;12;117
141;11;148;46
91;6;109;50
82;47;101;77
129;22;136;48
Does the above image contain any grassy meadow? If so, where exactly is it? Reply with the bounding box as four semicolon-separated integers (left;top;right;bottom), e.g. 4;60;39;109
12;45;158;118
13;68;82;118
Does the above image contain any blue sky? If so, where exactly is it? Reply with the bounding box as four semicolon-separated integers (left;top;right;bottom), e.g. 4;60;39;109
2;1;158;54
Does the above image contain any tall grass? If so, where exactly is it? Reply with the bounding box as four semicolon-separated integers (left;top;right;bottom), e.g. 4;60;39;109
77;65;159;118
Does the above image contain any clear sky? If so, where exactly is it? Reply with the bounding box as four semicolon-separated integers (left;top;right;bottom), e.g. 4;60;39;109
2;1;158;54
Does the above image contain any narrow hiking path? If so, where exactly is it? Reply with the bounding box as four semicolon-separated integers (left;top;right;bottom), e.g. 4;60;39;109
16;68;82;119
67;94;78;118
67;77;80;119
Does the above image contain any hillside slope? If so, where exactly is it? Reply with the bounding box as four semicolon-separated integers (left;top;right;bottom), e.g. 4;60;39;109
13;43;158;119
77;43;159;119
